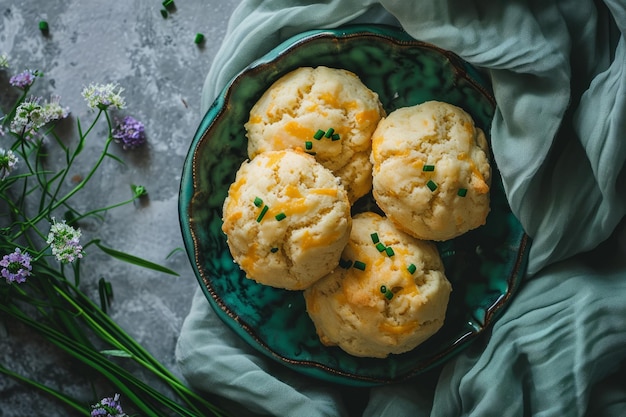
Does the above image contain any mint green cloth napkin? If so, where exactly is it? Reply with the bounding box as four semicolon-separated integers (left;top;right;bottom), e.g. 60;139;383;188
176;1;626;415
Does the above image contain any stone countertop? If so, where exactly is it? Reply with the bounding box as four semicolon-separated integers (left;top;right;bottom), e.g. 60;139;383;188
0;1;241;415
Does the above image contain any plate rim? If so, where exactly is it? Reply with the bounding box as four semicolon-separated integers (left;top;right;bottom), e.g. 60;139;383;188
179;23;530;386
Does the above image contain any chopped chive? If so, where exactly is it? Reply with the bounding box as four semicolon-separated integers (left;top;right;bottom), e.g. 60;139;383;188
160;9;168;18
427;180;438;191
370;232;380;243
385;247;395;257
380;285;387;294
253;197;263;207
275;212;286;221
339;258;353;269
256;205;269;222
305;141;313;150
38;21;49;32
353;260;366;271
194;33;205;44
407;263;417;274
162;0;175;9
324;128;335;138
457;188;468;197
313;129;325;139
331;133;340;141
270;247;279;253
384;291;394;300
423;164;435;172
375;242;386;252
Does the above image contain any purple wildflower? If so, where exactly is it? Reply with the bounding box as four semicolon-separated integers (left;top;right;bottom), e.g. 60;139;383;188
9;69;39;89
112;116;146;150
1;248;32;284
90;393;127;417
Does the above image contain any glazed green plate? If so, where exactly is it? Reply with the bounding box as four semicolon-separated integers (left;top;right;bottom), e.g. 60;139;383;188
179;25;530;387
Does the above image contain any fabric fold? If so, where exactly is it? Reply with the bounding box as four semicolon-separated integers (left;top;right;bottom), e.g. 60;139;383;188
178;0;626;415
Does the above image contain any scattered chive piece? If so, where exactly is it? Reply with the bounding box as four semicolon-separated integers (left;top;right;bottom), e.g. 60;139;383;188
380;285;387;294
353;260;366;271
275;212;286;221
253;197;263;207
370;232;380;243
194;33;205;44
162;0;175;9
256;205;269;222
313;129;325;139
427;180;438;191
160;9;168;18
385;247;395;257
407;263;417;274
385;291;394;300
324;128;335;138
423;164;435;172
305;141;313;150
339;258;353;269
375;242;386;252
270;247;279;253
331;133;341;141
457;188;468;197
38;21;49;32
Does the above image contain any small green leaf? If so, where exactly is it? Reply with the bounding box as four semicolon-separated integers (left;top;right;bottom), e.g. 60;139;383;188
100;349;133;358
94;240;179;276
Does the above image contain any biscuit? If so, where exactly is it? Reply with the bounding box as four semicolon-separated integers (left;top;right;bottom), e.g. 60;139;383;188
244;66;385;203
370;101;491;241
222;149;352;290
304;212;451;358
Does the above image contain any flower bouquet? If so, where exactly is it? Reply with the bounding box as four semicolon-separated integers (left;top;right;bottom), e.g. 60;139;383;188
0;58;230;416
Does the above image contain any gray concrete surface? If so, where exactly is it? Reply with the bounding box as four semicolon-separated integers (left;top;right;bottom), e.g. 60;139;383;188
0;1;241;415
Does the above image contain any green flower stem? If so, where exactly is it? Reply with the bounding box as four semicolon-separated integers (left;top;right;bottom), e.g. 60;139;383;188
51;281;222;415
0;301;230;417
0;363;89;416
71;195;140;223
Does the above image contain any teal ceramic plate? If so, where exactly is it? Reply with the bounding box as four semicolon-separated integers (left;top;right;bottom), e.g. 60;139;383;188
179;25;530;387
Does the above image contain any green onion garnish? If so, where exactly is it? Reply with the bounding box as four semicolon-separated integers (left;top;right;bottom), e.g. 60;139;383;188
427;180;438;191
253;197;263;207
275;212;286;221
353;260;366;271
160;9;168;18
371;232;379;243
385;291;394;300
380;285;387;294
375;242;386;252
385;247;395;257
407;263;417;274
270;247;279;253
423;164;435;172
324;128;335;138
457;188;468;197
162;0;175;9
305;141;313;150
313;129;325;139
256;205;269;222
331;133;340;141
38;21;49;32
339;258;353;269
194;33;205;44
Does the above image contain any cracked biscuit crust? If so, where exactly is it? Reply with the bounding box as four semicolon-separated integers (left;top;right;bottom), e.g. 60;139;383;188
245;66;385;203
371;101;491;241
304;212;451;358
222;149;352;290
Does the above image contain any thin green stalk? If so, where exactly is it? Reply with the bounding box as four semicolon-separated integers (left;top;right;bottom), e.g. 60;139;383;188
0;302;229;416
0;363;90;416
